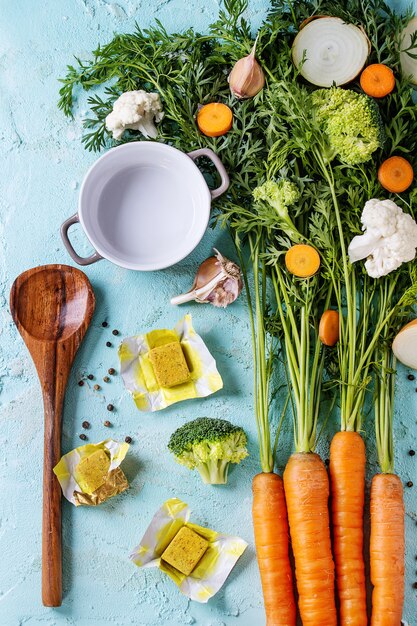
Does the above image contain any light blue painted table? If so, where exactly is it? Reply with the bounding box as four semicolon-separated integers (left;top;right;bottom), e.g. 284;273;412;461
0;1;416;625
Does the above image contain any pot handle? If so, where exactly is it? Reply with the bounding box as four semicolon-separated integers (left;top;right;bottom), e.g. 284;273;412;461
187;148;230;200
60;214;103;266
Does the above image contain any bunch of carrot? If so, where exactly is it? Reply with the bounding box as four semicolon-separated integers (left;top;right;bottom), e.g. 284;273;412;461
215;4;415;625
216;17;414;626
244;190;408;626
241;56;413;626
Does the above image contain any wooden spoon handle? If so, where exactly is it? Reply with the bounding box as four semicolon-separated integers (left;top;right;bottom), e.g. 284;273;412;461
42;392;63;606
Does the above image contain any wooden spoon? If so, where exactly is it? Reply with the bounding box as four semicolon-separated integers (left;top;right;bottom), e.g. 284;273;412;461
10;264;95;607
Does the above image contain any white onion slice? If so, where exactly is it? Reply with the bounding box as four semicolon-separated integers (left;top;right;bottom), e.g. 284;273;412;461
400;17;417;85
392;319;417;369
292;17;370;87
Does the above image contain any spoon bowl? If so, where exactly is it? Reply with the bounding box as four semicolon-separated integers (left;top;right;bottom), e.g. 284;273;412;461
15;267;93;342
10;264;95;607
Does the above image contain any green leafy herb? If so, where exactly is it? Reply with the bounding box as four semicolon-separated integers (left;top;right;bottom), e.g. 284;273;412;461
58;0;417;475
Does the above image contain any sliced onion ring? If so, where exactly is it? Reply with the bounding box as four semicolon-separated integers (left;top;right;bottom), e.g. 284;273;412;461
299;14;330;30
292;16;370;87
393;319;417;370
400;17;417;85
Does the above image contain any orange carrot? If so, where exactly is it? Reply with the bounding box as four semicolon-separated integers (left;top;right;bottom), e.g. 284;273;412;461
330;431;367;626
378;156;414;193
360;64;395;98
283;452;337;626
197;103;233;137
370;473;405;626
252;473;296;626
285;244;320;278
319;309;339;346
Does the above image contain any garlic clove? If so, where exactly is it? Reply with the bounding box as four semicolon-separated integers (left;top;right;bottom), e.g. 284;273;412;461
193;255;223;290
228;37;265;99
171;249;243;308
205;276;242;308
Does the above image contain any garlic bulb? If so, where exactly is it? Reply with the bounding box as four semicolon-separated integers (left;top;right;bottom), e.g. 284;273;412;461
171;249;243;308
228;38;265;99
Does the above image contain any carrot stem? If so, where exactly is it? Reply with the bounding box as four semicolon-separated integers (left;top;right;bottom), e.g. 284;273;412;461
271;268;330;453
247;233;273;472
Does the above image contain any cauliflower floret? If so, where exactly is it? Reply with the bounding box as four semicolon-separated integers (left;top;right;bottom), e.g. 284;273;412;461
348;198;417;278
361;198;400;238
105;90;164;140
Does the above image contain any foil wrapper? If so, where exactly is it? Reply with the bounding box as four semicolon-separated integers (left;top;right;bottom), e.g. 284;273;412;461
74;467;129;506
53;439;130;506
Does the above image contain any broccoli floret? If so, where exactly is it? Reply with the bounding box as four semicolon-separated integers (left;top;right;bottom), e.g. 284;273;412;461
168;417;248;485
311;87;385;165
253;179;301;241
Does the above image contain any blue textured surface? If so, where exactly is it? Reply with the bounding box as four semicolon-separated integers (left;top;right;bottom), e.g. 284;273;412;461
0;1;416;625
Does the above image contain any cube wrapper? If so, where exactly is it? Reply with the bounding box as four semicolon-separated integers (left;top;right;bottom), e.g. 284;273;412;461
130;498;247;602
119;315;223;412
53;439;130;506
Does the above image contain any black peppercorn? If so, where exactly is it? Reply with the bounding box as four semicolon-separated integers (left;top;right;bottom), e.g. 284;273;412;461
125;436;132;444
78;380;84;387
82;421;90;429
407;481;414;488
408;374;415;381
87;374;94;380
112;329;119;336
102;321;108;328
94;384;100;391
107;404;114;412
413;582;417;589
103;376;110;383
409;450;416;456
104;420;111;427
108;368;116;375
79;433;87;441
106;341;112;347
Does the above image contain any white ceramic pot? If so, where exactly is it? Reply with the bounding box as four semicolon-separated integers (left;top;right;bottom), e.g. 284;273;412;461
61;142;229;271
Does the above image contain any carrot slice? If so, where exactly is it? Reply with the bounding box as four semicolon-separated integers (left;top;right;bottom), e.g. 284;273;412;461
252;472;296;626
285;244;320;278
370;473;405;625
360;64;395;98
330;431;367;626
197;103;233;137
319;309;339;346
378;156;414;193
